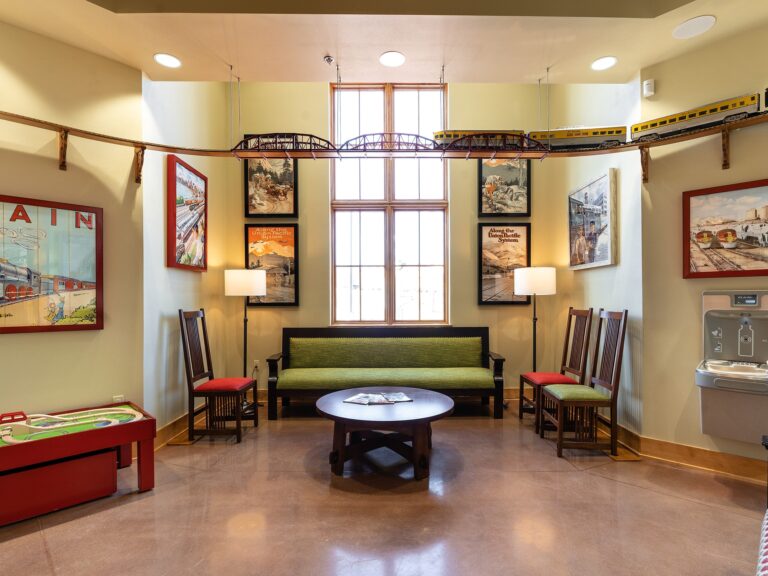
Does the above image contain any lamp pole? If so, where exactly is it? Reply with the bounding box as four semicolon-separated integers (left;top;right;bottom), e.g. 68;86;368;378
242;297;248;378
532;292;538;373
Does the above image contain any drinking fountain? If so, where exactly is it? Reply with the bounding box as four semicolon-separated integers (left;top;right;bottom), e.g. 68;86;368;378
695;290;768;444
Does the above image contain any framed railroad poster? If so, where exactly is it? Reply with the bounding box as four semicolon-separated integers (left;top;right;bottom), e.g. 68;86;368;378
244;155;298;218
245;224;299;306
0;195;103;333
478;159;531;217
683;178;768;278
568;169;617;271
478;223;531;305
166;155;208;271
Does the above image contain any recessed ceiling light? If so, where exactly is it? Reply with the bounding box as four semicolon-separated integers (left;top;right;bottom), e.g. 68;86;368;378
154;53;182;69
673;15;716;40
591;56;617;71
379;51;406;67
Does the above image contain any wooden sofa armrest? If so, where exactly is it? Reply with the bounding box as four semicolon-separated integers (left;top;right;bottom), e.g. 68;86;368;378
489;351;505;377
267;352;282;378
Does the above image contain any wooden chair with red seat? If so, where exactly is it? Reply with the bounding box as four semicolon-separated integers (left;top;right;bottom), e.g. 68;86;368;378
540;309;628;457
519;307;592;434
179;309;258;443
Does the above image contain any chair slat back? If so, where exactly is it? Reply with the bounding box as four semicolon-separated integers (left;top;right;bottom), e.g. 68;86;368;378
179;309;215;389
589;309;629;399
560;307;593;383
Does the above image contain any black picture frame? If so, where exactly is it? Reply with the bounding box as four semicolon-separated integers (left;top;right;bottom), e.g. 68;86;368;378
477;222;531;305
244;223;299;307
243;151;298;218
478;158;531;217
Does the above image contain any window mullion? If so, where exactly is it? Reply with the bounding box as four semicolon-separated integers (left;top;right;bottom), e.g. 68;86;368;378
386;206;394;324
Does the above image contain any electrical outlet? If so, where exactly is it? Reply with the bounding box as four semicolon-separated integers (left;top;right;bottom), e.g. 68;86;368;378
254;359;260;369
112;394;125;403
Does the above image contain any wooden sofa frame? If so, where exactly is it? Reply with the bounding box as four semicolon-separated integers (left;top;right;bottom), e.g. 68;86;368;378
267;326;505;420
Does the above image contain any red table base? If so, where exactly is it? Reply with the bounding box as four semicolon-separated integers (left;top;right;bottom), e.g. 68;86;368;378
0;402;156;526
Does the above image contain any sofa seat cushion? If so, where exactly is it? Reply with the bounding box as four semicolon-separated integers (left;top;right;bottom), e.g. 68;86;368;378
278;367;495;390
521;372;579;386
196;377;254;393
543;384;609;402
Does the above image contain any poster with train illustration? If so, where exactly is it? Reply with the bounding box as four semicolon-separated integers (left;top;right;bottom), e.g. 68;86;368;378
0;195;103;333
245;224;298;306
167;155;207;271
683;179;768;278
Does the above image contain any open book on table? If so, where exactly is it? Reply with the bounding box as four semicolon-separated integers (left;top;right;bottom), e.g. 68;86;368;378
343;392;413;405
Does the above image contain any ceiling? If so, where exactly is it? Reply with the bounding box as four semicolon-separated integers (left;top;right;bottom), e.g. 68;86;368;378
0;0;766;83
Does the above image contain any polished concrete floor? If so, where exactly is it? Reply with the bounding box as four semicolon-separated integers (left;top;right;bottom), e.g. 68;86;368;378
2;404;766;576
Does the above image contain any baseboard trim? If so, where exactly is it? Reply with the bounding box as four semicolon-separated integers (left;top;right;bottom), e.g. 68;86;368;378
154;412;191;450
617;426;766;484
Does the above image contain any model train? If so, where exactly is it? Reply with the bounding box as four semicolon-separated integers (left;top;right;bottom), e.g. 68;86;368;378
435;91;765;150
0;260;94;303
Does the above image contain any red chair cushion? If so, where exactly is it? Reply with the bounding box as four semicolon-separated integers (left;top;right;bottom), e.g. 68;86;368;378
521;372;579;386
196;377;254;392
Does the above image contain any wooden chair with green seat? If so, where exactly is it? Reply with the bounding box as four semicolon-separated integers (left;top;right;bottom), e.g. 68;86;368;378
179;309;258;443
519;307;593;434
540;309;628;457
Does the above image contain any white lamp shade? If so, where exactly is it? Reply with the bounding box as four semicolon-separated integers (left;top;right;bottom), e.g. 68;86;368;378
514;267;556;296
225;269;267;297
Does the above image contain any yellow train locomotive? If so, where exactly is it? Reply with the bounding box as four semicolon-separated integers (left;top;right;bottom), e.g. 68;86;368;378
434;90;764;150
630;92;761;142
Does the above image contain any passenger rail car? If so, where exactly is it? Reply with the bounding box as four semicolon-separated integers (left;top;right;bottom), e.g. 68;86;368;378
433;130;525;148
631;93;762;142
528;127;626;149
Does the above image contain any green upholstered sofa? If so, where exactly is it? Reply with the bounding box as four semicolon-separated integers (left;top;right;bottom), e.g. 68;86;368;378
267;327;505;420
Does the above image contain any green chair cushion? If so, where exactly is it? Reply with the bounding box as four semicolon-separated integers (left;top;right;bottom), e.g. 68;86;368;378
288;337;483;368
544;384;609;402
278;367;495;390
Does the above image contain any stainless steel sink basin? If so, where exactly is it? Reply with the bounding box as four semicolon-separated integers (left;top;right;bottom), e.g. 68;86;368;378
697;360;768;379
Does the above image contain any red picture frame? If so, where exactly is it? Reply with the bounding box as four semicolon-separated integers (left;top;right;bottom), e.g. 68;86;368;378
683;178;768;278
0;194;103;333
166;155;208;272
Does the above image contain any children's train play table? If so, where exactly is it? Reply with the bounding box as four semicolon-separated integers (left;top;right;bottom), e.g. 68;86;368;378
0;402;156;526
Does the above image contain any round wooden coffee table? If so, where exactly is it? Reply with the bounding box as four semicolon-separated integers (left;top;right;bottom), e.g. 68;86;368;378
316;387;454;480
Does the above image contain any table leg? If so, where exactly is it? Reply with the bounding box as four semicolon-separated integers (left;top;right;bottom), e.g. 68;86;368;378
137;438;155;492
117;443;132;469
330;421;346;476
412;424;430;481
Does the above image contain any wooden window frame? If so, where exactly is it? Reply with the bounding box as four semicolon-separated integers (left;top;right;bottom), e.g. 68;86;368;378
330;83;449;326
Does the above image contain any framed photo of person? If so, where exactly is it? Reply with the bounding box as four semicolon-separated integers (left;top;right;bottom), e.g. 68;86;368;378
244;155;298;218
244;224;299;306
477;223;531;305
683;178;768;279
478;159;531;217
166;155;208;271
0;194;103;333
568;169;617;271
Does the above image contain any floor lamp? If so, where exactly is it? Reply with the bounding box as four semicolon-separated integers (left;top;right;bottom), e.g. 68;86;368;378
514;267;556;373
225;269;267;379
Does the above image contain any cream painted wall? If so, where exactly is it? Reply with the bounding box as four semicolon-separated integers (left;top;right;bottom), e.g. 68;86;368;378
141;79;232;426
0;22;143;413
640;24;768;459
233;83;331;389
449;83;643;430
